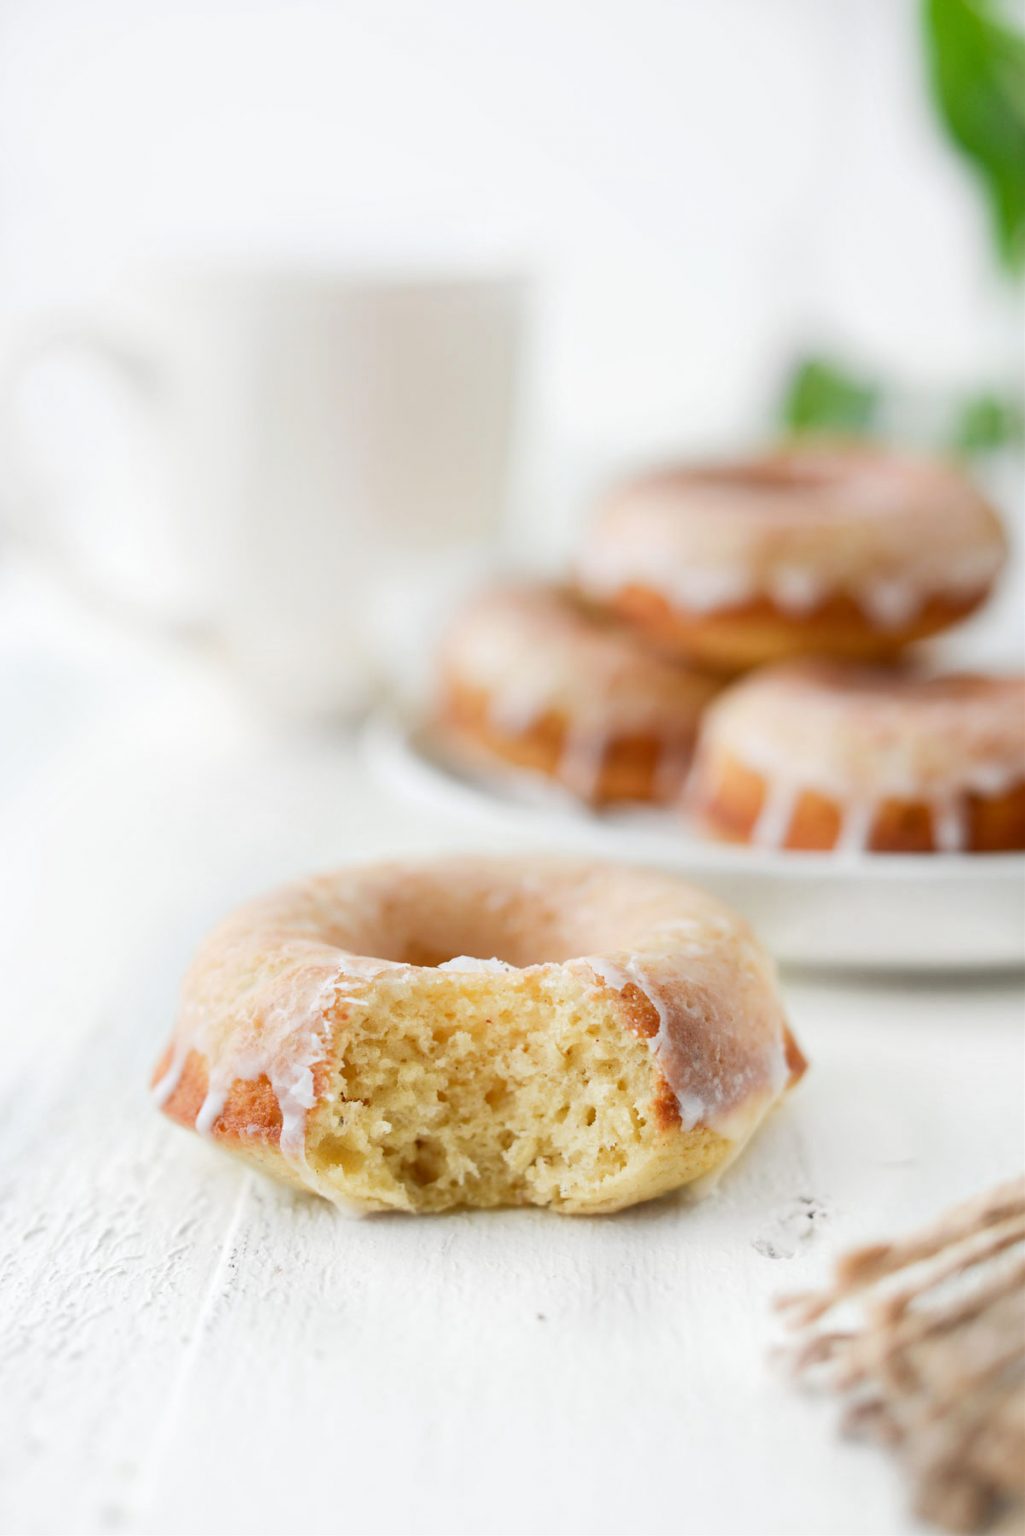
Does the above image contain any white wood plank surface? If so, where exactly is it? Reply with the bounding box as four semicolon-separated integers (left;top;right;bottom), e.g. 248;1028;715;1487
1;564;1022;1536
2;937;1021;1535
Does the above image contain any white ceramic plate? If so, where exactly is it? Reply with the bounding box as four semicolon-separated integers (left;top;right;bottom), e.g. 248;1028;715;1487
364;711;1025;973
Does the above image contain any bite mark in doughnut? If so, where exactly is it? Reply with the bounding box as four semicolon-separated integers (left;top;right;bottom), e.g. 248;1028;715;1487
152;857;804;1214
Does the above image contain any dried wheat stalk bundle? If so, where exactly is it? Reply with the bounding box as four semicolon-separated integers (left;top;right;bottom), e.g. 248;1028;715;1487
777;1177;1025;1534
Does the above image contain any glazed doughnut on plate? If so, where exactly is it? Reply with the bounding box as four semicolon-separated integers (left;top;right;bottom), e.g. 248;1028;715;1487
575;445;1006;670
435;582;720;804
152;856;805;1215
690;663;1025;854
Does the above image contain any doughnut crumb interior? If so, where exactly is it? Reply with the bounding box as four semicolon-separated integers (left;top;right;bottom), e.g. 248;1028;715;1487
304;964;723;1213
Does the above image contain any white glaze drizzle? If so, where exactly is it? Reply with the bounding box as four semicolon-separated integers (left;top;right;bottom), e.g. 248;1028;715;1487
437;955;514;973
733;736;1025;809
652;741;694;804
767;564;825;614
155;961;392;1168
581;950;789;1144
752;777;797;849
194;1085;227;1136
731;765;1018;855
737;775;1006;855
970;761;1017;796
650;565;754;614
583;954;693;1108
584;957;700;1133
859;577;920;629
558;728;608;802
579;543;988;626
482;665;651;805
932;796;967;854
485;664;683;807
578;549;755;615
835;799;875;857
487;683;547;736
151;1043;187;1107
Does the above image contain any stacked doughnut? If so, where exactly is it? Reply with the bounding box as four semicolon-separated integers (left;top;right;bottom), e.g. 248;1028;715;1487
435;442;1024;852
691;666;1025;855
436;583;719;806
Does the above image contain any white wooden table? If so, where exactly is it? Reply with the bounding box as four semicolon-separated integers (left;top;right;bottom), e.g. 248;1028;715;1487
1;561;1022;1536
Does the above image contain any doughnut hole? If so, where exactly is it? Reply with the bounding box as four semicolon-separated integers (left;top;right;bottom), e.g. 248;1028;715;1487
305;968;727;1213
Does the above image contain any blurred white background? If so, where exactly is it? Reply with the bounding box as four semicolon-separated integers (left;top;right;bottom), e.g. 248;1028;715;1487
2;0;1021;558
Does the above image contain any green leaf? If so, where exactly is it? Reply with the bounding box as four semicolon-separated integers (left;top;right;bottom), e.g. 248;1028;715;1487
952;388;1025;450
922;0;1025;273
780;357;882;437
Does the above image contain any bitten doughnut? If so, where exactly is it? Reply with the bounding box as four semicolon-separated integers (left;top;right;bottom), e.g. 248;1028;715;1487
690;664;1025;854
436;582;720;804
575;445;1006;670
152;857;805;1214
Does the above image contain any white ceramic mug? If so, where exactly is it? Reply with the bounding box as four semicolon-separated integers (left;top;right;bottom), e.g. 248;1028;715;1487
4;266;525;713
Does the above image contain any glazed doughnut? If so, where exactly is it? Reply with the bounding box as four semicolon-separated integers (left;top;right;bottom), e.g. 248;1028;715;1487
436;582;720;804
575;445;1006;670
152;856;805;1214
690;664;1025;854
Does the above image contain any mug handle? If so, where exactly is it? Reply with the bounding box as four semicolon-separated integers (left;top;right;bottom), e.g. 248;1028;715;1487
1;313;164;553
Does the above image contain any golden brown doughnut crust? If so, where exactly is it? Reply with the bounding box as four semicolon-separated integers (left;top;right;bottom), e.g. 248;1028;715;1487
609;584;991;673
694;748;1025;853
440;679;697;804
